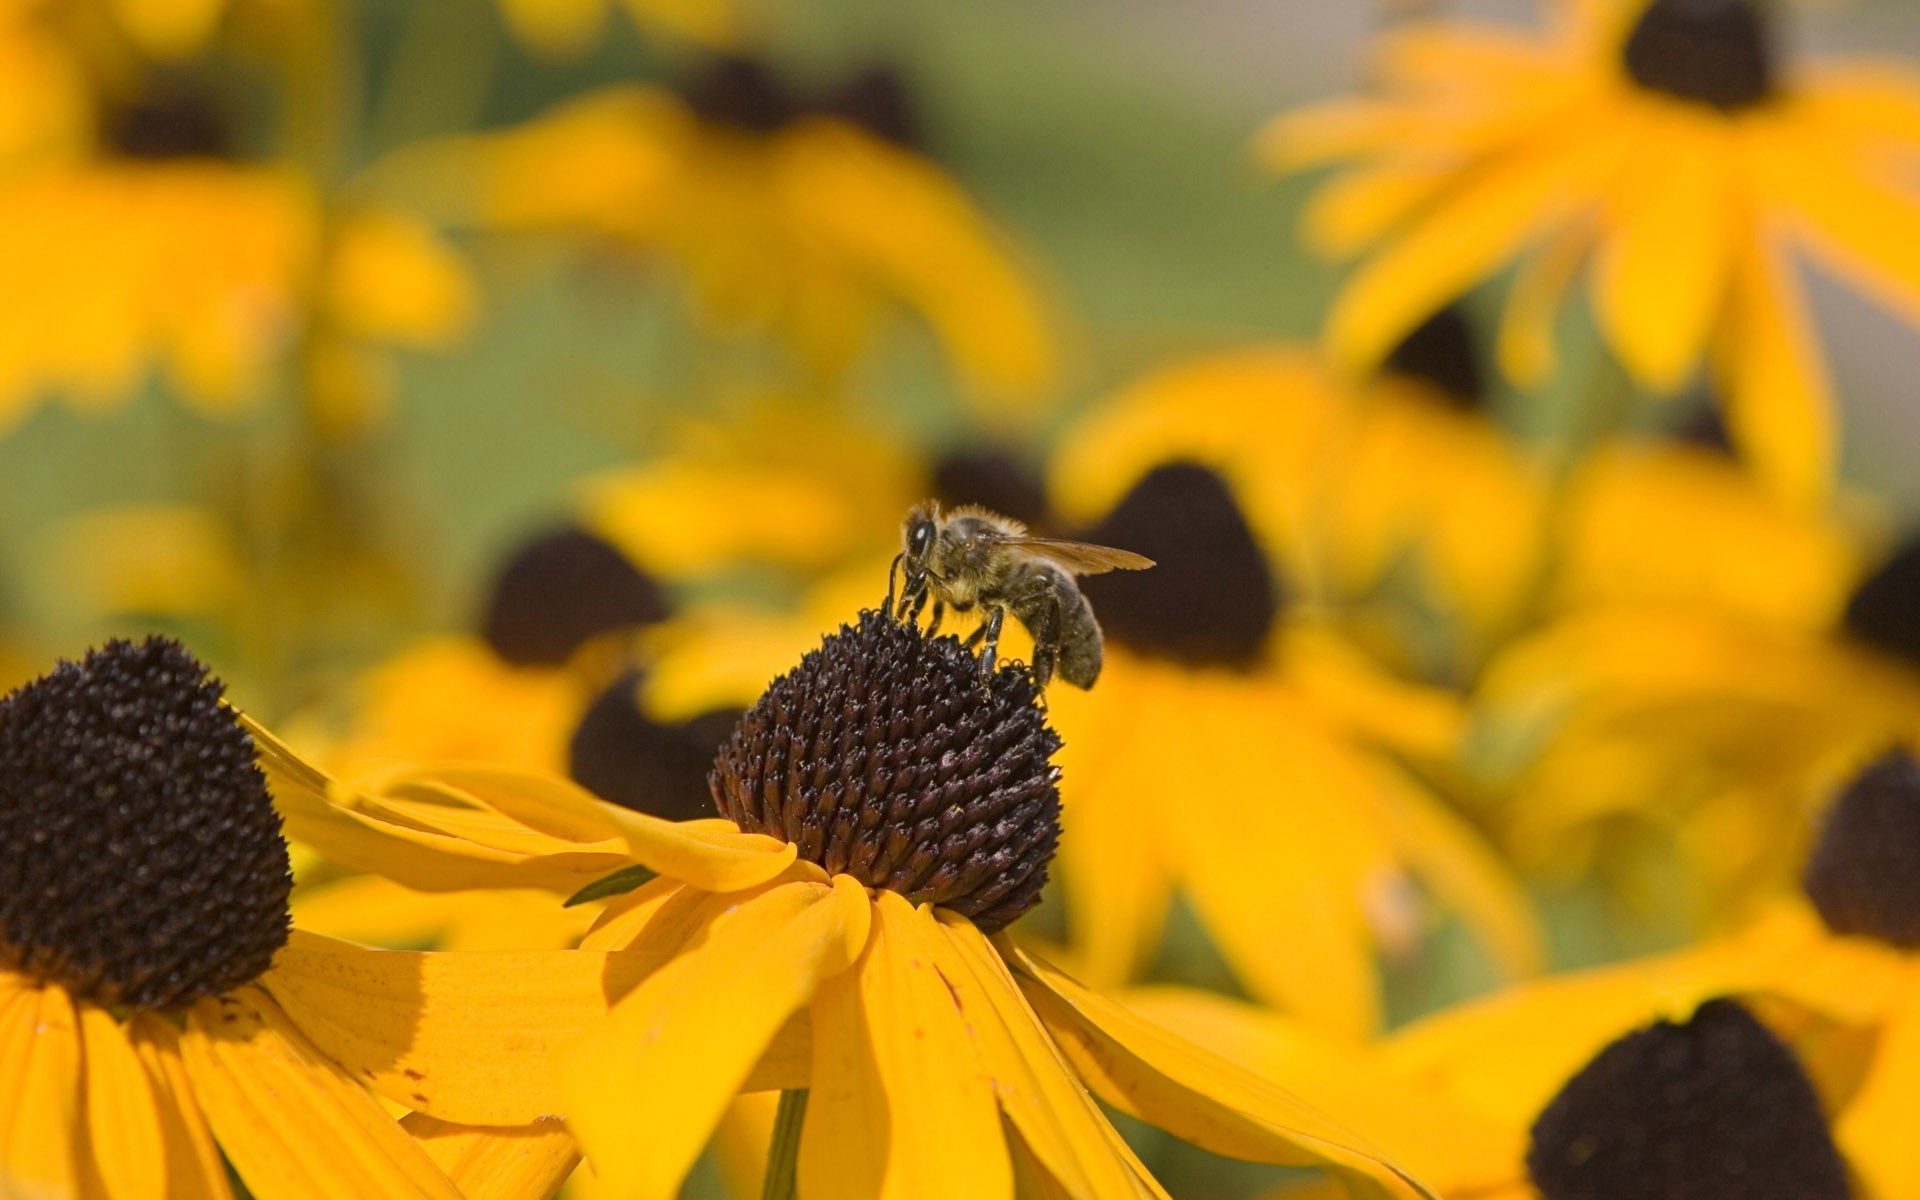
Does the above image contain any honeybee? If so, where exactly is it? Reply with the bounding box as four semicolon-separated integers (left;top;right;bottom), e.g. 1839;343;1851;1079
886;501;1154;689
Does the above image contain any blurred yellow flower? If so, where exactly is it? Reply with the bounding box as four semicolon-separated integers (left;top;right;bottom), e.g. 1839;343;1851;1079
1049;333;1552;668
1470;603;1920;926
1264;0;1920;502
1042;449;1539;1038
35;503;246;623
384;61;1058;412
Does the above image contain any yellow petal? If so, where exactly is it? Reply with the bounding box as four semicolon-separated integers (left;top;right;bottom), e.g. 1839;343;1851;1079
800;893;1011;1200
1325;103;1636;374
921;916;1149;1199
1755;112;1920;332
1003;942;1434;1200
1117;987;1521;1193
559;877;871;1200
0;977;83;1199
400;1113;580;1200
264;930;653;1125
1835;972;1920;1196
1253;99;1412;171
1589;115;1734;392
1712;227;1836;506
1497;217;1591;388
110;0;225;57
78;1004;166;1200
496;0;606;56
600;809;800;893
178;986;463;1200
126;1015;236;1200
325;208;476;347
1300;163;1457;260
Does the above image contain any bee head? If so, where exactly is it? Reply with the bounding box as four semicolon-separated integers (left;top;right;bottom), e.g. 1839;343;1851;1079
904;505;939;566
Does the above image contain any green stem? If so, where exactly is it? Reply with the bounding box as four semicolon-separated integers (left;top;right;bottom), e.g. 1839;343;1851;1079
761;1088;809;1200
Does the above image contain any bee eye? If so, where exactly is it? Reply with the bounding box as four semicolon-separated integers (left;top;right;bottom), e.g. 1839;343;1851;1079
909;521;933;556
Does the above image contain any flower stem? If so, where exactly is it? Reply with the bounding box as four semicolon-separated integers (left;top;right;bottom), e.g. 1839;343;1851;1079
761;1088;809;1200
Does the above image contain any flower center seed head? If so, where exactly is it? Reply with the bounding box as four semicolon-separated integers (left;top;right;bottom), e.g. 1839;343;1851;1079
480;527;671;667
569;668;738;823
1383;306;1486;410
1527;998;1851;1200
1623;0;1776;111
1076;462;1280;670
1843;536;1920;669
1802;749;1920;947
0;638;291;1010
708;610;1062;933
105;79;236;160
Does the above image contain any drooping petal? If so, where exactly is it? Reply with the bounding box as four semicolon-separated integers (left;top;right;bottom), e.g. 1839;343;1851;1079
1002;941;1434;1200
1324;104;1637;374
1589;114;1735;392
126;1014;235;1200
1300;163;1459;261
1116;987;1522;1195
1252;99;1416;171
178;986;463;1200
400;1113;580;1200
1712;226;1837;506
1834;969;1920;1197
0;977;83;1199
800;893;1011;1200
1754;113;1920;332
263;929;653;1125
921;916;1151;1199
78;1004;167;1200
559;876;871;1200
1497;216;1592;388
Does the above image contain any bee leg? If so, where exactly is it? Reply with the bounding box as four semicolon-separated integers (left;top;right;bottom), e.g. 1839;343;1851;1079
962;623;990;651
884;553;905;618
1029;587;1062;689
906;585;931;625
926;600;946;637
976;605;1006;680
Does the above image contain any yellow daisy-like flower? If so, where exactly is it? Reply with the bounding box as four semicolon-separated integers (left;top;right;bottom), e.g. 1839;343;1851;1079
1046;432;1540;1037
384;59;1057;411
1316;750;1920;1198
1048;327;1552;670
1264;0;1920;502
1139;981;1860;1199
286;611;1437;1199
1469;592;1920;926
0;637;591;1199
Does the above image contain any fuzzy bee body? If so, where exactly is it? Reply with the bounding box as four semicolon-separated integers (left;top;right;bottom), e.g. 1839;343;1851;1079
889;502;1152;689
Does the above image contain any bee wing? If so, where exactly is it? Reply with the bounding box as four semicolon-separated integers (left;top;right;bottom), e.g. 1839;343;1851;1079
1004;536;1156;575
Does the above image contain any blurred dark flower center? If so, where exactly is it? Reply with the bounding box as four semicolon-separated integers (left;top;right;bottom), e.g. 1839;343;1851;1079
932;447;1052;531
0;638;291;1010
569;669;738;824
1803;749;1920;948
479;527;671;667
709;610;1061;933
1077;462;1280;670
1383;306;1486;410
103;81;237;161
1844;536;1920;669
682;55;920;148
1527;998;1851;1200
1622;0;1776;111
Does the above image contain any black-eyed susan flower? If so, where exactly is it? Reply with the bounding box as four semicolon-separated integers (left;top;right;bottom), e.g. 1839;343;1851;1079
1264;0;1920;502
1043;454;1540;1038
380;58;1057;410
1047;324;1552;673
0;42;473;435
1317;750;1920;1197
288;610;1437;1199
1129;984;1860;1200
0;636;598;1199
